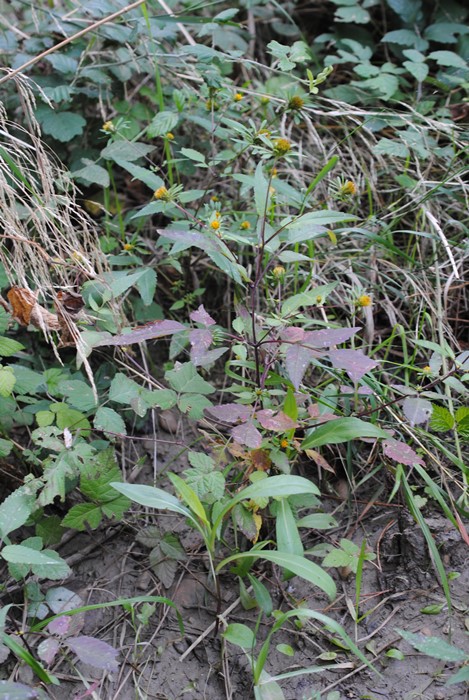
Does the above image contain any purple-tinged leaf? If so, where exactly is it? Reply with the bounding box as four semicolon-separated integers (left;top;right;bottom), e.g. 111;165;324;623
189;328;213;365
66;636;119;672
281;327;305;343
38;638;60;665
305;327;361;348
190;304;216;327
158;228;221;254
205;404;252;423
329;349;379;382
285;343;322;390
402;397;432;426
308;404;339;424
383;438;425;466
340;385;373;395
94;320;186;347
47;615;71;636
231;420;263;449
256;410;298;432
191;346;228;367
46;587;83;614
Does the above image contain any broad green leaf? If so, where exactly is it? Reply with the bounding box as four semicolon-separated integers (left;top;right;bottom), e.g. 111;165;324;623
0;437;13;457
218;550;336;600
0;367;16;396
148;111;178;137
110;482;199;527
428;50;468;69
94;407;127;437
166;362;215;395
114;159;163;191
430;405;454;432
35;107;86;143
58;380;97;411
71;160;110;187
62;502;103;531
184;452;225;504
302;417;388;449
297;513;338;529
374;138;410;158
276;499;304;561
181;147;206;164
0;487;35;539
397;629;467;662
2;545;71;579
168;473;209;526
101;141;154;162
223;623;255;649
281;284;338;316
0;337;24;357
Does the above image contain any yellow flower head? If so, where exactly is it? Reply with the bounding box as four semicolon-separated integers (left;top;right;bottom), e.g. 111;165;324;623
288;95;305;110
210;220;220;230
211;195;219;202
154;186;169;201
206;99;219;111
422;365;432;373
340;180;357;196
260;96;270;105
280;438;289;449
273;138;291;156
271;167;278;178
166;132;175;140
357;294;372;308
123;243;135;251
234;92;243;102
240;221;251;230
258;128;271;137
102;120;115;133
272;265;286;279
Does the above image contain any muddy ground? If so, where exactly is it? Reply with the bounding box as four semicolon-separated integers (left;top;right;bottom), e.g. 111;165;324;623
4;428;469;700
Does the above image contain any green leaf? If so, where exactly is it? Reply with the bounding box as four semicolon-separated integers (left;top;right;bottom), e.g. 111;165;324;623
404;60;428;82
168;473;209;526
297;513;338;529
428;50;468;69
80;449;126;503
35;107;86;143
218;550;336;600
447;665;469;685
247;573;273;616
420;603;445;614
94;407;127;438
114;160;163;191
374;137;410;158
145;389;177;410
0;486;35;539
254;161;270;216
181;147;206;164
101;141;154;163
386;648;404;660
0;337;24;357
58;380;97;411
0;437;13;457
276;499;304;571
281;283;338;315
430;405;454;432
178;393;213;419
1;545;71;580
224;623;255;649
166;362;215;395
62;502;103;531
302;417;388;449
397;629;467;662
0;367;16;396
184;452;225;504
51;403;90;435
8;365;42;394
110;482;200;530
71;159;110;187
148;111;178;137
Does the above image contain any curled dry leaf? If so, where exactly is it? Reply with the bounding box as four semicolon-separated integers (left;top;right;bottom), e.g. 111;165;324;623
305;448;335;474
7;286;60;331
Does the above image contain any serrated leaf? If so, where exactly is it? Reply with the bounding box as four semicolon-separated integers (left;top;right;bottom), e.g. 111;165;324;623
184;452;225;504
0;487;35;539
101;140;154;163
0;367;16;396
148;110;178;137
0;337;24;357
35;107;86;142
61;502;103;531
1;545;71;579
430;404;455;432
428;50;468;69
374;138;410;158
166;362;215;395
94;407;127;438
71;160;110;187
178;393;213;419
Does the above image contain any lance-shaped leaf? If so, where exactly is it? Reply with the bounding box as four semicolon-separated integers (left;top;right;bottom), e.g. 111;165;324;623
231;420;263;448
256;409;298;432
94;320;186;347
383;438;425;466
190;304;216;326
302;417;388;449
329;349;379;382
